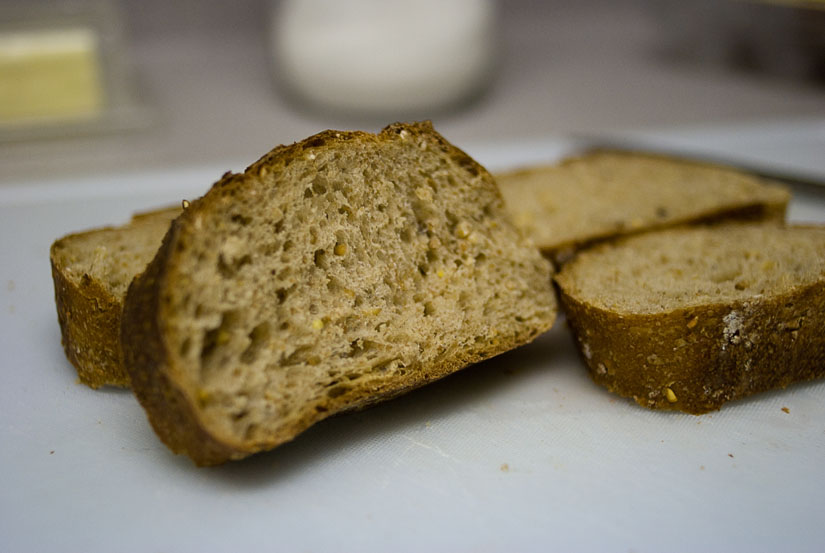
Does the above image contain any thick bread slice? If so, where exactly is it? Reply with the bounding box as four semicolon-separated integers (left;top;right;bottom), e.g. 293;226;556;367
50;206;181;388
122;121;557;465
497;150;791;263
555;223;825;414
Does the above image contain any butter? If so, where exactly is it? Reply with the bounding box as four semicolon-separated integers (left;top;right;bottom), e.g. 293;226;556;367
0;27;104;124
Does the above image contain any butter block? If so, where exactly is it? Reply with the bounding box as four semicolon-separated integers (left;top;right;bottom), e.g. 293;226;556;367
0;27;104;125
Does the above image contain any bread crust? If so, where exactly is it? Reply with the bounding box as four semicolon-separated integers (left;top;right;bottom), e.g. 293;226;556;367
50;244;128;388
121;224;249;464
50;207;181;388
497;149;791;265
122;121;556;465
557;273;825;415
547;204;788;265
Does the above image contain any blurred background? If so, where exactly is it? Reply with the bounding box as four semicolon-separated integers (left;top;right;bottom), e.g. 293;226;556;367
1;0;824;184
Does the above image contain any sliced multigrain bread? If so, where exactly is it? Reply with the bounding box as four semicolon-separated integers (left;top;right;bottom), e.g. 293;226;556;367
121;121;557;465
496;150;791;263
555;222;825;414
50;206;181;388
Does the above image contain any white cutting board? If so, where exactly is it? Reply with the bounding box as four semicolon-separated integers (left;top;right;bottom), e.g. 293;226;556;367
1;123;824;553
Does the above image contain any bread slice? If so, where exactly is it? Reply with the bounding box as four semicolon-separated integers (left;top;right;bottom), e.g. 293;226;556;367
496;150;791;263
555;223;825;414
50;206;181;388
121;121;557;465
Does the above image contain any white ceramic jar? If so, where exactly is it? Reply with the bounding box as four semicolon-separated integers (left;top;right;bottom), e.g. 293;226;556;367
272;0;497;116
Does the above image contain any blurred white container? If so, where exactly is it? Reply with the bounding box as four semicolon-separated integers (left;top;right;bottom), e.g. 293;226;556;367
271;0;498;116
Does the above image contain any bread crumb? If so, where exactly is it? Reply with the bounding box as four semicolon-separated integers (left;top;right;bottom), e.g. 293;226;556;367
500;463;509;472
728;453;734;458
781;406;790;414
181;199;190;210
50;450;54;455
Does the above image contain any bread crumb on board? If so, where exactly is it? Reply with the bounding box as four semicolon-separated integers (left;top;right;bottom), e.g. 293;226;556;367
781;406;790;414
500;463;510;473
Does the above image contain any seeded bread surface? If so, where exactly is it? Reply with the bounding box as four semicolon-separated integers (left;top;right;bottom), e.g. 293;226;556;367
50;207;181;388
122;121;557;465
555;223;825;414
497;150;790;263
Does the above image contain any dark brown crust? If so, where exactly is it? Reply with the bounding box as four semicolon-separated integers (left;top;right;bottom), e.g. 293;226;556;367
122;224;248;465
50;247;128;388
49;207;181;388
556;269;825;415
244;121;490;194
499;149;791;265
295;320;549;421
121;121;556;465
548;203;788;266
